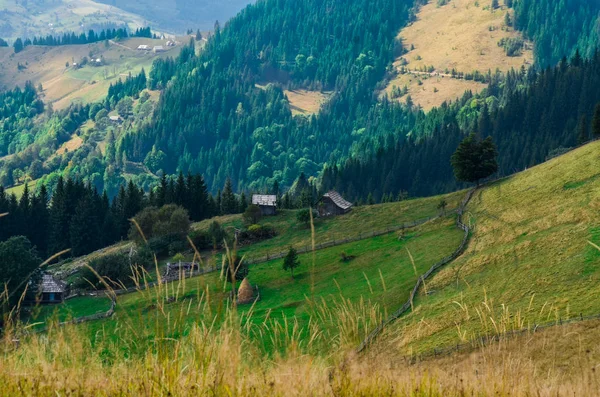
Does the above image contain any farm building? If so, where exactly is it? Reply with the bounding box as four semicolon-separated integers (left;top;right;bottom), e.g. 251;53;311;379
109;115;122;123
39;274;67;304
318;191;353;217
165;262;200;277
153;46;165;53
252;194;277;216
137;45;150;51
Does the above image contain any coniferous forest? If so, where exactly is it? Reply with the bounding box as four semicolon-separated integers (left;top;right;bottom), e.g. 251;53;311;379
321;52;600;202
0;0;599;219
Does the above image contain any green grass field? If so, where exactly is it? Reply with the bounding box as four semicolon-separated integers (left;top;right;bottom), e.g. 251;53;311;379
192;190;464;262
379;140;600;355
35;192;465;352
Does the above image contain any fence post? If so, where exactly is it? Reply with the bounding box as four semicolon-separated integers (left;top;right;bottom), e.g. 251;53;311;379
580;313;583;321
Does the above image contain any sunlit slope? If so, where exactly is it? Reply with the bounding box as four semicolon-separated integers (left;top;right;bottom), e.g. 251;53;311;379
379;140;600;354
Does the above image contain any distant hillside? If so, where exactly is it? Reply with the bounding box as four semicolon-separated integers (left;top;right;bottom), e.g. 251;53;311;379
384;0;533;110
0;0;146;42
95;0;254;32
323;51;600;201
0;36;184;110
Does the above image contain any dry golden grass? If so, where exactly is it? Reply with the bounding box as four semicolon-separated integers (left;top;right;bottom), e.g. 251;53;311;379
386;73;486;110
54;134;83;156
380;141;600;355
384;0;533;109
284;89;332;116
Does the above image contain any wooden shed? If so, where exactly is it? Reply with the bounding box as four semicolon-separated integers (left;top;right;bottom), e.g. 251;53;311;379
252;194;277;216
39;274;67;304
318;191;353;217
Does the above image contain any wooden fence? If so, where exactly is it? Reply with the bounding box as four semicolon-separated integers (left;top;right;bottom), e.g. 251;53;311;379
357;188;476;353
65;211;453;299
398;311;600;363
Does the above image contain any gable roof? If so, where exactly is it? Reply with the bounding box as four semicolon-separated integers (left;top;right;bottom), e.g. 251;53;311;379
252;194;277;207
41;274;66;294
323;191;353;210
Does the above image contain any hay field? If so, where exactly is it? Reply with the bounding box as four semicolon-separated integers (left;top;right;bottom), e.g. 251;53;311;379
384;0;533;110
380;140;600;354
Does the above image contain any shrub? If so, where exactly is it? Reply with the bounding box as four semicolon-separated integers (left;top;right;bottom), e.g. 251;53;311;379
208;221;227;248
296;208;317;226
128;204;190;244
340;252;357;262
77;254;133;290
242;204;262;225
188;230;212;251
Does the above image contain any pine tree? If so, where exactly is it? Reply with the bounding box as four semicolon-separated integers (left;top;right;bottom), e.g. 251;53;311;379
592;103;600;140
577;114;589;145
221;178;237;214
451;133;498;185
283;247;300;278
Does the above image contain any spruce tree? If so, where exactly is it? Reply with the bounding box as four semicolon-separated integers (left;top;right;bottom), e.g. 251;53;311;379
221;178;237;214
592;103;600;140
577;114;589;145
451;133;498;185
283;247;300;278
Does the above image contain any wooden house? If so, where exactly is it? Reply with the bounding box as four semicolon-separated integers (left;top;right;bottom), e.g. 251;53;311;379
318;191;353;217
39;274;67;304
252;194;277;216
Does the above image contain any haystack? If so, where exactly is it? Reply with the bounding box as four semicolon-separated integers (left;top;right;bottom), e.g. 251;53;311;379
237;278;256;305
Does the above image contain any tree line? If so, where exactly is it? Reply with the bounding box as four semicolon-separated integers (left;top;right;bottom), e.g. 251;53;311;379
12;26;156;54
0;173;251;260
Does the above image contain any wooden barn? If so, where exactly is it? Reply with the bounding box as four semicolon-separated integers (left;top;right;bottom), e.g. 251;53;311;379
39;274;67;304
252;194;277;216
318;191;353;217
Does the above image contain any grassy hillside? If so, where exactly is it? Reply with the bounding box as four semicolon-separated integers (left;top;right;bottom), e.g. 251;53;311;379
6;144;600;395
36;191;465;346
384;0;533;110
0;37;184;110
0;0;146;42
377;140;600;355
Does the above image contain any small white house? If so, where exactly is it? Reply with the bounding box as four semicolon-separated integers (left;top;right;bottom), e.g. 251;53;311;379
137;45;150;51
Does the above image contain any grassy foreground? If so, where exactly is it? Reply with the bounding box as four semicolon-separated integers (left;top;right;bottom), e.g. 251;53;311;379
2;144;600;395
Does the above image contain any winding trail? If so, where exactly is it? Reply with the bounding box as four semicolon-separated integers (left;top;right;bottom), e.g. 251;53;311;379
357;187;477;353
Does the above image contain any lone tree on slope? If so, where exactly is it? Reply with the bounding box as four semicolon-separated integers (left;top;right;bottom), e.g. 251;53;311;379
283;247;300;278
451;133;498;185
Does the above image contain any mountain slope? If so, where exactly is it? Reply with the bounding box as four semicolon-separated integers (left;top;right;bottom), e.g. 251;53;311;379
377;140;600;354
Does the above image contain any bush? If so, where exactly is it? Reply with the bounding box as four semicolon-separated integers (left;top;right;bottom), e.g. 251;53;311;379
148;234;183;257
242;204;262;225
208;221;227;248
296;208;317;226
128;204;190;244
188;230;212;251
240;224;276;242
223;256;249;283
77;254;133;290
